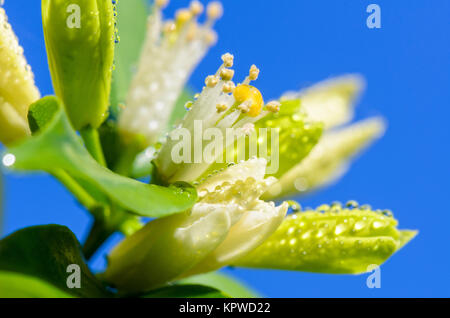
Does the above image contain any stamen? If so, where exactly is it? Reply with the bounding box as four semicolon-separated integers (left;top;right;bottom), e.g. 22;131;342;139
190;0;204;16
156;0;169;9
238;100;252;113
216;103;228;113
175;9;193;27
266;101;281;113
204;30;218;44
220;68;235;81
222;81;236;94
207;2;224;22
205;75;219;88
249;65;260;81
233;84;264;117
221;53;234;68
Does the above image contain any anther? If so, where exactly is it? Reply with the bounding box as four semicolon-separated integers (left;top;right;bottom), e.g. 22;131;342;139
249;65;260;81
221;53;234;68
156;0;169;9
205;75;219;87
220;68;235;81
266;101;281;113
216;103;228;113
207;2;224;21
238;100;252;113
222;81;236;93
190;1;204;16
176;9;193;26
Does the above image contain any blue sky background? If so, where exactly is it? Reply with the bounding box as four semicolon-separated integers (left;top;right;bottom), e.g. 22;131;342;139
1;0;449;297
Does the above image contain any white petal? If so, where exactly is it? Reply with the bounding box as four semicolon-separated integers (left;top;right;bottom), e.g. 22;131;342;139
282;75;364;130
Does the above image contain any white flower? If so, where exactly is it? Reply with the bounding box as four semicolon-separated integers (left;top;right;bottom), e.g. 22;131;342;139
119;0;222;145
103;158;288;292
0;6;40;145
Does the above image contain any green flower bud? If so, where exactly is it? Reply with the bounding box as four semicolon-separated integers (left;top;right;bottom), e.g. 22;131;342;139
42;0;116;130
234;202;417;274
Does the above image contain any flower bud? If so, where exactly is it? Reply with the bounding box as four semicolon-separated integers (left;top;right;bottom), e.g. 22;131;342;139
0;7;40;145
103;158;287;292
42;0;115;130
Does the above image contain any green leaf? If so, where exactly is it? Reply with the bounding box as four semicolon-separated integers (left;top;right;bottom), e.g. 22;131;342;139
143;284;229;298
178;272;258;298
0;272;73;298
6;96;197;218
233;203;417;274
0;225;110;297
110;0;149;117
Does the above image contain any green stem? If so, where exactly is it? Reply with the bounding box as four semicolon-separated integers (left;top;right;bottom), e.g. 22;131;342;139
82;220;115;260
80;126;107;167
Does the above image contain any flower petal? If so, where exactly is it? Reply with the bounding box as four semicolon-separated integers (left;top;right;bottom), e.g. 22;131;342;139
282;75;364;129
264;117;386;200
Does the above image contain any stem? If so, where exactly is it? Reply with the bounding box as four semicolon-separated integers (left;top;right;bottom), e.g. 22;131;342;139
80;126;107;167
82;220;115;260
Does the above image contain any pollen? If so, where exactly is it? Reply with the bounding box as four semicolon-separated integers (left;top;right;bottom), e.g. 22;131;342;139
234;84;264;117
222;81;236;93
176;9;193;27
220;68;235;81
266;101;281;113
216;103;228;113
249;65;260;81
207;2;224;20
190;1;204;16
156;0;169;9
205;75;219;87
221;53;234;68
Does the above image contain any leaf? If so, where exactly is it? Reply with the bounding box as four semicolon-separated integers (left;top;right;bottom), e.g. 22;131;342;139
7;96;197;218
0;272;73;298
143;284;229;298
233;203;417;274
110;0;149;117
178;272;258;298
0;225;110;297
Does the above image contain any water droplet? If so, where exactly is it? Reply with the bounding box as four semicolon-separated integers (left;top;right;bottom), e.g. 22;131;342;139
2;153;15;167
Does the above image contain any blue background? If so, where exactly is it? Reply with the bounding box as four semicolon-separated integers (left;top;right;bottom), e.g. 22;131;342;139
1;0;449;297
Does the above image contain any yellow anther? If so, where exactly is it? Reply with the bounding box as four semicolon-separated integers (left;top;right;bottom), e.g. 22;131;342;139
237;100;251;114
204;30;218;44
205;75;219;88
249;64;260;81
156;0;169;9
221;53;234;68
222;81;236;94
233;84;264;117
216;103;228;113
266;101;281;113
220;68;235;81
207;2;224;20
176;9;193;27
190;1;204;16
